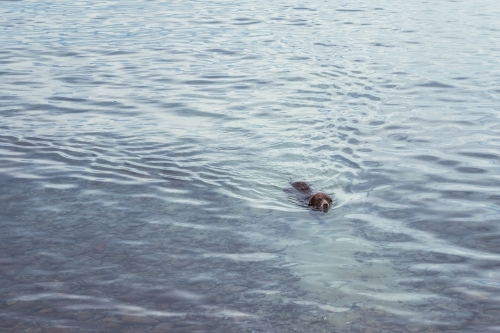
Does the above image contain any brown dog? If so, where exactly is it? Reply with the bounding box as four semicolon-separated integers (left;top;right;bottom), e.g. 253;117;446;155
291;181;333;212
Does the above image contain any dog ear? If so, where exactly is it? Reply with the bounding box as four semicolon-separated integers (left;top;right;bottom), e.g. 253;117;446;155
308;195;315;206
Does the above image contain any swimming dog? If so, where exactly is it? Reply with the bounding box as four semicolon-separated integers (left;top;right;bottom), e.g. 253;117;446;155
291;181;333;212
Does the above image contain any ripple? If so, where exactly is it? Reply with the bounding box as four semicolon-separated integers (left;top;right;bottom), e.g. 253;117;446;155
2;0;500;332
455;167;487;174
415;81;455;88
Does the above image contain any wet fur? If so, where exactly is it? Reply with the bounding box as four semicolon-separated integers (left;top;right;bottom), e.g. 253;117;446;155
291;181;333;212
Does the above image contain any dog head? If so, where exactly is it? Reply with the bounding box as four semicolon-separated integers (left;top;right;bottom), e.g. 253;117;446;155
308;192;333;212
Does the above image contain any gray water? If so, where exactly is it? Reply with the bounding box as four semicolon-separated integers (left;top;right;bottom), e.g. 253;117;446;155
1;0;500;332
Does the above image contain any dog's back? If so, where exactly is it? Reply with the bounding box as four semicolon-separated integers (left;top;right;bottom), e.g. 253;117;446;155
291;181;312;194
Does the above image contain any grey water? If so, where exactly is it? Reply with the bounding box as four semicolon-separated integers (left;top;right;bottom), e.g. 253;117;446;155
1;0;500;332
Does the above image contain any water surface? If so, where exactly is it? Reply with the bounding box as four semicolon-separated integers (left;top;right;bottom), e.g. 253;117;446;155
1;0;500;332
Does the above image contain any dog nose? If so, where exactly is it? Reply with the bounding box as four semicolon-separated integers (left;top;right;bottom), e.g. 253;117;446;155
322;202;329;209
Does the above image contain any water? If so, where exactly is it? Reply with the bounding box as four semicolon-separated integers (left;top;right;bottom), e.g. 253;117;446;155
1;0;500;332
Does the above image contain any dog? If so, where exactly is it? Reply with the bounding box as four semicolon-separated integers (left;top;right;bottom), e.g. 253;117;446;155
291;181;333;212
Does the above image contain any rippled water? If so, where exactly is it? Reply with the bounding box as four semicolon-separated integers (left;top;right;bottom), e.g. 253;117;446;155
1;1;500;332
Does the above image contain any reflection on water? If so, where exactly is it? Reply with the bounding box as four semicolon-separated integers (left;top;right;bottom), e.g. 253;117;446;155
1;0;500;332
